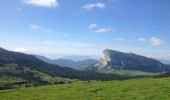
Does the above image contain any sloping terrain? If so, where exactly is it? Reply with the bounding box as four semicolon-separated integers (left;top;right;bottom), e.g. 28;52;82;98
35;55;98;70
0;47;130;82
1;77;170;100
96;49;170;72
0;64;72;89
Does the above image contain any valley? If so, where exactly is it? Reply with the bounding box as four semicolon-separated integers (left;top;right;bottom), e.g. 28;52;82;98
0;47;170;100
1;0;170;99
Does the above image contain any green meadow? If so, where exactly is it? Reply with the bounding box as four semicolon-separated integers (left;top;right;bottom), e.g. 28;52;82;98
1;77;170;100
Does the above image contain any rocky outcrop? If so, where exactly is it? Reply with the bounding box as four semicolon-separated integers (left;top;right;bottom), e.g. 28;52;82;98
96;49;170;72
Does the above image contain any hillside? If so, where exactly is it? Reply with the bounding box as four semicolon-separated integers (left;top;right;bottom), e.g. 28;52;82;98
35;55;98;70
0;64;73;89
53;59;98;70
1;77;170;100
0;47;130;81
95;49;170;72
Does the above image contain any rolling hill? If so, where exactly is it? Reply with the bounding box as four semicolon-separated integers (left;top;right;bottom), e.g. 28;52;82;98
0;47;130;85
0;64;72;89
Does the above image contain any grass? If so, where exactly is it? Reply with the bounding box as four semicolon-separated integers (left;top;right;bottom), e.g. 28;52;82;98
0;64;74;83
1;77;170;100
0;76;25;84
97;68;161;76
0;64;74;89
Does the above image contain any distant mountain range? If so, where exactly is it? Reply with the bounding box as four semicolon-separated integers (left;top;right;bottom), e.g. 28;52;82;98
1;47;170;82
62;56;99;61
0;47;126;83
35;55;98;70
36;49;170;73
1;47;170;89
95;49;170;72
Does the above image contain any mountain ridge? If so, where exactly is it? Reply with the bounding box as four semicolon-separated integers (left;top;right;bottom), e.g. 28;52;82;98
95;49;170;72
0;47;128;81
35;55;98;70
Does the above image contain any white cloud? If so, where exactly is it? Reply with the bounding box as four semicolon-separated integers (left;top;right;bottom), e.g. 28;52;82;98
138;38;146;42
149;37;164;46
14;48;29;52
88;24;112;33
29;24;40;29
82;3;105;10
23;0;58;8
88;24;97;29
138;37;164;46
94;27;112;33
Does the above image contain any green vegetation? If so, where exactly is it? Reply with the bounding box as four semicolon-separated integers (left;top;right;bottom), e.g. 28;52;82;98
1;47;170;100
0;76;24;84
0;64;74;89
1;77;170;100
0;48;134;81
97;68;161;76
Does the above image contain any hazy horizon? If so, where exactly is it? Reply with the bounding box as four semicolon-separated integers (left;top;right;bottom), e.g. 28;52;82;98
0;0;170;60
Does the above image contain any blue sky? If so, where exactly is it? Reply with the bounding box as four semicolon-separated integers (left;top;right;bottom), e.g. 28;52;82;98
0;0;170;60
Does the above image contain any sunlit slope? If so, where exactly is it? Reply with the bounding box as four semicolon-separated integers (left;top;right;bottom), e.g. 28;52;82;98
1;77;170;100
0;64;73;89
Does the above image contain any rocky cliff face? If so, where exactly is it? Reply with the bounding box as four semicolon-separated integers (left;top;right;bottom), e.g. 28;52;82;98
96;49;170;72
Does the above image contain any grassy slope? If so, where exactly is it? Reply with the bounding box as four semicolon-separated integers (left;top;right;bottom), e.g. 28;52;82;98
97;67;161;76
0;64;73;89
0;76;24;84
1;77;170;100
